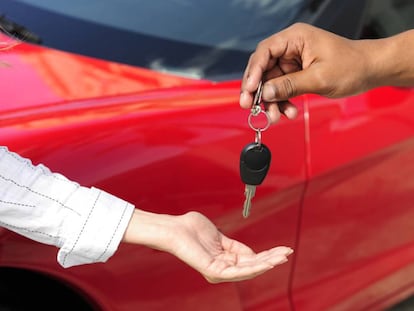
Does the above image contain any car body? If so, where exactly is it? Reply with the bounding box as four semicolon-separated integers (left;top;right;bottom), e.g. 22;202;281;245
1;0;414;310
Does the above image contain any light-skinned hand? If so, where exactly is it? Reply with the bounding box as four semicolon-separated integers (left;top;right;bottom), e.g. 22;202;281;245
123;210;293;283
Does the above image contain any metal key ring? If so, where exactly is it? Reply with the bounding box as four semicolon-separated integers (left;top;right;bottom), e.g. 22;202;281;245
248;79;270;132
248;109;271;132
251;81;263;116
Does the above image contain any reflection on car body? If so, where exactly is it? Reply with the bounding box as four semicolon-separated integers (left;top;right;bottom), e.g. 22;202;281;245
1;0;414;310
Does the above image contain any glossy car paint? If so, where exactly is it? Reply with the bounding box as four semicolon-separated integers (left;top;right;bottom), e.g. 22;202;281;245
0;36;306;310
293;89;414;310
2;14;414;311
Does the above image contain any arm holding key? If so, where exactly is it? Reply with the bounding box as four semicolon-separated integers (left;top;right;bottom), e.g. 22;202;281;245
240;23;414;122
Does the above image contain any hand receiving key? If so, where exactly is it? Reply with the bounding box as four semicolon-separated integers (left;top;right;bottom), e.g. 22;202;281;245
239;81;272;218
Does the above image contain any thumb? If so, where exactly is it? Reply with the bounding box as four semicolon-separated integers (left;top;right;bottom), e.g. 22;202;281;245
262;69;317;101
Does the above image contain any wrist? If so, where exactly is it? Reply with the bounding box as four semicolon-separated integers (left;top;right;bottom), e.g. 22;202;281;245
364;30;414;89
354;38;387;91
122;209;179;252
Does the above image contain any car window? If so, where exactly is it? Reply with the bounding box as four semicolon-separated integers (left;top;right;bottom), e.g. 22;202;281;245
0;0;323;80
15;0;305;53
360;0;414;39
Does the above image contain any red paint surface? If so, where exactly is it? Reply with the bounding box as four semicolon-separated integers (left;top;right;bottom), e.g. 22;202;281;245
292;89;414;310
2;35;414;311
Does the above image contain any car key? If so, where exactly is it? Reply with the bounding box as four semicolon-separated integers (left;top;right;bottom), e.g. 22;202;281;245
240;142;271;218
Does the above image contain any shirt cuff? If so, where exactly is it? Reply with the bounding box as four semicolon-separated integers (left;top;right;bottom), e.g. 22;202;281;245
57;187;135;268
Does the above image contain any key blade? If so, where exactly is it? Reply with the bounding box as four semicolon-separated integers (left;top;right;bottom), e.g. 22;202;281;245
243;184;256;218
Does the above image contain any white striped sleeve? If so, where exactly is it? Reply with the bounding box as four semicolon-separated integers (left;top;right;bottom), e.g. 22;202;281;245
0;146;135;268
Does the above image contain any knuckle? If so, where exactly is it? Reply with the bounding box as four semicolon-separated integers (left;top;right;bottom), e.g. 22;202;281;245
256;37;268;50
274;77;297;100
316;76;334;96
283;77;297;98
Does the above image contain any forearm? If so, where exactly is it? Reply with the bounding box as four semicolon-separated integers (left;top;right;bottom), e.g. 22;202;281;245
365;29;414;89
0;146;134;268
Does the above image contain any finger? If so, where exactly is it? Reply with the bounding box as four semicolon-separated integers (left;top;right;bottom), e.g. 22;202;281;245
263;64;285;81
240;66;284;111
236;253;289;268
210;253;290;283
240;90;255;110
236;246;293;265
262;68;317;101
204;249;291;283
277;101;299;120
265;255;290;267
240;39;286;109
259;253;290;265
205;262;276;283
243;50;277;93
220;235;255;255
278;57;302;75
240;54;265;109
257;246;294;258
248;247;293;264
264;102;282;124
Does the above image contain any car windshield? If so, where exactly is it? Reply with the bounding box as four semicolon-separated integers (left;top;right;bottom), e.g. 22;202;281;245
1;0;312;80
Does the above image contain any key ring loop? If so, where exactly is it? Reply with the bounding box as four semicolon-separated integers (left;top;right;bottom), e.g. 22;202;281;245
248;110;271;132
248;79;271;132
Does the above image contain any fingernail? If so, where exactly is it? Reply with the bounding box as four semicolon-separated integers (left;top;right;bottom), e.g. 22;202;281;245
262;83;276;101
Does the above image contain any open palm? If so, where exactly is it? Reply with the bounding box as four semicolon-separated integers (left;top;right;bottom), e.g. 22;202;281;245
171;212;292;283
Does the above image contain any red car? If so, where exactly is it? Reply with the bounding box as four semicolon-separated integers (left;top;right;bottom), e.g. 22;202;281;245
1;1;414;310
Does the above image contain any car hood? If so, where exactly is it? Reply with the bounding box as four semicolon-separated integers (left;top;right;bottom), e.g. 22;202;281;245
0;34;214;114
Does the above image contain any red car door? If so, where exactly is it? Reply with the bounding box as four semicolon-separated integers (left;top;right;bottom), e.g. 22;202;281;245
292;86;414;310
